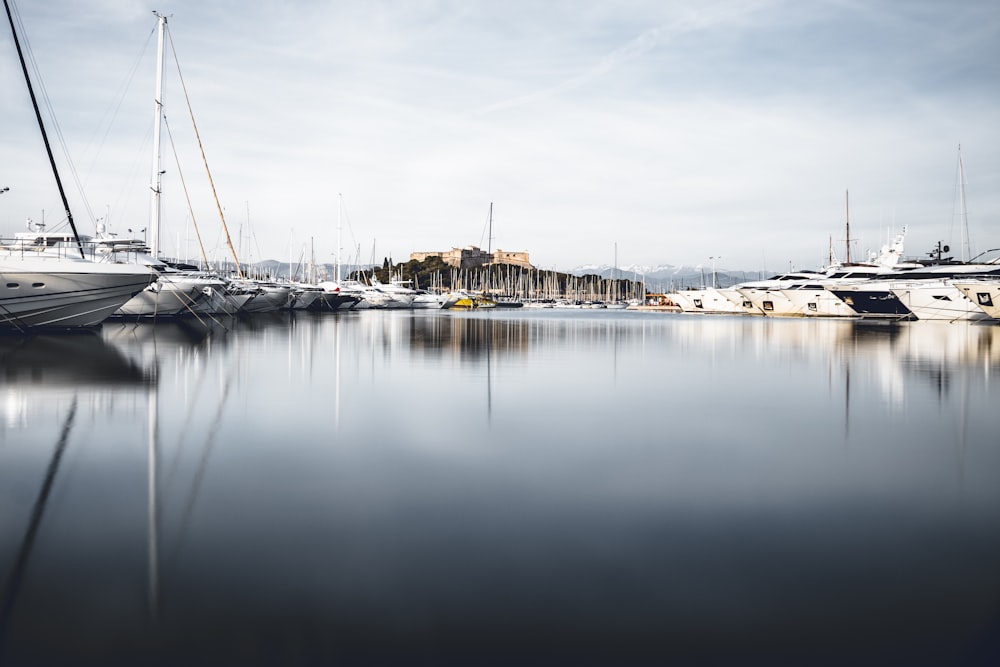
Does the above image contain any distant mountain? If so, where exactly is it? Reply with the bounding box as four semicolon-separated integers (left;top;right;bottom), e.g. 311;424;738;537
565;263;684;279
559;263;765;289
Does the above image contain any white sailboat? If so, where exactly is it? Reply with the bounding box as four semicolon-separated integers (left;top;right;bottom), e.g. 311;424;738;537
112;13;238;319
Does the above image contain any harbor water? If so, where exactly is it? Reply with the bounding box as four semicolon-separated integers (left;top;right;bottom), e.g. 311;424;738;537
2;310;999;665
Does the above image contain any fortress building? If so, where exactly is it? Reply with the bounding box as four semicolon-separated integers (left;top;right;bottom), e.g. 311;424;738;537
410;246;532;270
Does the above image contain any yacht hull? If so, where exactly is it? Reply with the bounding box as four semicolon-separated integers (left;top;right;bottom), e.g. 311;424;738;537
953;281;1000;320
779;287;856;317
890;282;991;321
1;262;154;330
115;275;209;317
828;287;915;319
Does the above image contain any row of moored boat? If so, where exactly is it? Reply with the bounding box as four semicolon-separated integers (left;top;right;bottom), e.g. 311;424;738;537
663;232;1000;322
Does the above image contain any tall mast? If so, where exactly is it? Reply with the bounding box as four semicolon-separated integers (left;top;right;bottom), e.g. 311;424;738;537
958;145;969;262
337;193;343;282
4;0;86;259
150;12;166;257
487;202;493;258
845;189;851;264
167;19;244;278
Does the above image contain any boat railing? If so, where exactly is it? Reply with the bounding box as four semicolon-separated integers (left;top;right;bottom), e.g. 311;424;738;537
0;236;151;265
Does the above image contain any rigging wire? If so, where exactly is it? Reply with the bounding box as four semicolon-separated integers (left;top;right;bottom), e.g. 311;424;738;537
338;197;361;270
80;25;157;215
8;0;96;229
950;146;973;263
163;114;211;269
165;22;244;278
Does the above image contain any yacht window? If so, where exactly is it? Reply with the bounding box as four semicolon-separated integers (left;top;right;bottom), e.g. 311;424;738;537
6;283;18;288
32;282;45;288
978;293;994;306
763;301;774;311
693;299;703;308
808;303;817;311
931;295;951;301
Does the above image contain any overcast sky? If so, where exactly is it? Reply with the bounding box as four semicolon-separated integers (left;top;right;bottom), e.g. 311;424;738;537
2;0;998;272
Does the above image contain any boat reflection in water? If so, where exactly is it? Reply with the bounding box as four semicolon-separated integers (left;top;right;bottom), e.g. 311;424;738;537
1;311;998;666
1;332;153;428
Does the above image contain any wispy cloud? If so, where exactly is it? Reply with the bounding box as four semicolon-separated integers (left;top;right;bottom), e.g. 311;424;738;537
476;1;777;114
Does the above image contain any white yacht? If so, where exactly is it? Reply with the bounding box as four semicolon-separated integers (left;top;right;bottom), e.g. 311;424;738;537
953;279;1000;320
667;287;745;314
735;272;822;315
1;247;155;330
235;280;294;313
196;277;255;315
288;284;325;310
313;281;364;310
889;280;993;322
833;250;1000;320
367;277;416;308
717;288;762;315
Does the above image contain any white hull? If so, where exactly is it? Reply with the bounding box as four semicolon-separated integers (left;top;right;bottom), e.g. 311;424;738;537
362;278;416;309
670;288;744;314
737;286;798;316
778;286;856;317
381;294;416;309
187;281;247;315
891;281;992;321
1;257;155;330
241;284;293;313
948;281;1000;320
717;288;762;315
115;274;213;317
289;287;324;310
222;292;255;314
411;293;445;308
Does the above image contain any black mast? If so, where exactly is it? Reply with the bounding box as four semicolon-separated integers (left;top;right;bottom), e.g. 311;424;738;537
4;0;86;259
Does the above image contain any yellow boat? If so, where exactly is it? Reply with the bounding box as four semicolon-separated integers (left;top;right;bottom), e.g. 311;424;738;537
450;293;497;309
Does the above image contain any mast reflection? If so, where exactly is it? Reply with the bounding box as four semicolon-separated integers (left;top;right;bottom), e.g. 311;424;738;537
0;398;78;657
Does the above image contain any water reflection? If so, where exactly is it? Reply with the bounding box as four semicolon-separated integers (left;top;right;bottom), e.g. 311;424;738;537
0;312;997;665
0;332;153;387
0;396;77;655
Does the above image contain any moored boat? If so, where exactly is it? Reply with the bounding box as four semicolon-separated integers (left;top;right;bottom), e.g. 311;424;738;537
952;279;1000;320
2;4;156;331
1;252;156;330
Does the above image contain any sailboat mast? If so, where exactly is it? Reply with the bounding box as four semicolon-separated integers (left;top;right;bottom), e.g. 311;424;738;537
337;193;343;282
487;202;493;258
150;12;166;257
958;145;969;262
4;0;86;259
167;22;244;278
845;189;852;264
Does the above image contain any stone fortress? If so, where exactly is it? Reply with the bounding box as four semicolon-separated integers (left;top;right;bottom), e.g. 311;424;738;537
410;246;532;270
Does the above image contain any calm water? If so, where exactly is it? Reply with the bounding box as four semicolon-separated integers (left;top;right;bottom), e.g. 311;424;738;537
2;310;999;666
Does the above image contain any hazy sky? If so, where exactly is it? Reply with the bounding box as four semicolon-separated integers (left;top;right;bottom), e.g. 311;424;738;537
2;0;998;271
